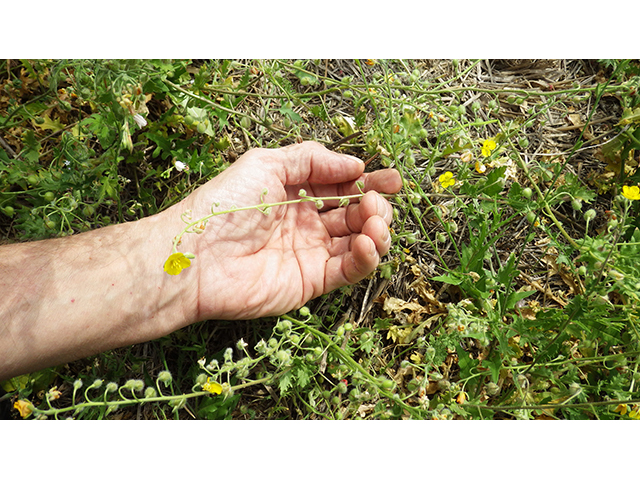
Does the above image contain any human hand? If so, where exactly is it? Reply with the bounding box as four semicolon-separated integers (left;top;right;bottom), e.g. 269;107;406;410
171;141;402;322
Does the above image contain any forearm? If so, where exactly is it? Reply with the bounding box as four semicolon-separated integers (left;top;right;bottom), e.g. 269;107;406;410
0;210;196;380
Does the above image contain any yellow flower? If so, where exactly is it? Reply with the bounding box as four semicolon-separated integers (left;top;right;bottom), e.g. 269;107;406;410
438;171;456;188
202;378;222;395
365;59;376;66
481;139;497;158
13;399;34;418
475;161;487;174
163;252;191;275
614;403;628;415
622;185;640;200
410;351;424;364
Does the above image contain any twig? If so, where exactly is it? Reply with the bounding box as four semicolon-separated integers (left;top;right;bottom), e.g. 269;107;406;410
0;135;17;159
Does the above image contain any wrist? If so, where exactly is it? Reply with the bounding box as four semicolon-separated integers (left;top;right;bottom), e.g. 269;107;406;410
0;210;198;380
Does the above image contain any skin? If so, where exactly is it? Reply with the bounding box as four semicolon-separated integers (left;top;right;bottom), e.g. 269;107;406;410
0;141;402;381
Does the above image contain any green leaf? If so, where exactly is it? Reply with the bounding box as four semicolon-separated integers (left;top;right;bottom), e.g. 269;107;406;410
32;114;65;133
432;273;464;286
279;105;302;123
496;252;519;286
456;344;478;379
442;138;472;157
294;363;313;389
484;353;503;384
309;105;328;122
196;394;240;420
481;166;507;197
293;69;319;86
278;370;293;396
503;289;536;310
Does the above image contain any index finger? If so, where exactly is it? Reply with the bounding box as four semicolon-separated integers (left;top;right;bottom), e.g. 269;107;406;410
272;141;366;186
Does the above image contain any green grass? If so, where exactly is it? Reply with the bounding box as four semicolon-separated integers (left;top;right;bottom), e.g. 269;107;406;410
2;59;640;419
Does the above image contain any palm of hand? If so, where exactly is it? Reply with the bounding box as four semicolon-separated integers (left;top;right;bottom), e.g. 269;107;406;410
179;143;401;321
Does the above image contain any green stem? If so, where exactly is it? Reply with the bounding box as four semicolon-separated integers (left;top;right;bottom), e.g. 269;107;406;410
33;390;211;417
171;191;366;253
460;397;640;412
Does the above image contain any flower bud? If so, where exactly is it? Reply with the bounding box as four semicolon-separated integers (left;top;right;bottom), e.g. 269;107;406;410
255;339;268;354
380;378;396;391
144;387;157;398
124;379;144;392
583;209;596;221
223;347;233;363
91;379;103;389
157;370;173;386
275;349;291;365
121;129;133;152
337;380;348;394
221;382;232;397
485;382;500;396
571;198;582;211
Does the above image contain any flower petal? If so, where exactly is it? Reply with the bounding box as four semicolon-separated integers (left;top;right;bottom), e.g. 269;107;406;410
202;379;222;395
438;172;456;188
13;399;34;418
622;185;640;200
133;113;147;128
163;252;191;275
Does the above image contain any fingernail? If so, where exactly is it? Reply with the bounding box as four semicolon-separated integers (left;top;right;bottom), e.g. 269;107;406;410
345;154;364;164
369;238;378;257
382;227;390;244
